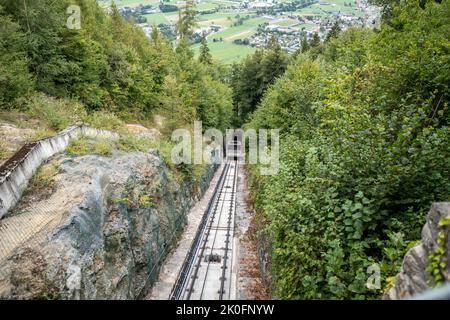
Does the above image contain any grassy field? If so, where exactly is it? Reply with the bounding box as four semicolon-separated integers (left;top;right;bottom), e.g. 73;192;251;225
192;41;256;64
295;1;364;17
291;23;317;31
197;12;238;26
144;13;170;25
98;0;160;7
210;17;269;40
196;2;221;11
273;19;298;27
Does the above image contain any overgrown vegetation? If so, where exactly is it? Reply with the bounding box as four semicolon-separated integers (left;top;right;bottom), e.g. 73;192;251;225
0;0;232;198
2;0;448;301
0;0;233;134
230;36;289;126
66;134;157;157
23;164;59;201
65;132;205;186
426;216;450;287
246;0;450;299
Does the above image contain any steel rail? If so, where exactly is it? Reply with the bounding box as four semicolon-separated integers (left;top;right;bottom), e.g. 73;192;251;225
219;162;237;299
194;166;231;299
198;163;237;299
170;136;241;300
169;163;228;300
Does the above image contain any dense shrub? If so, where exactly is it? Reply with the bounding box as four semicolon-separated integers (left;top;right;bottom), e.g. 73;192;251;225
0;6;34;108
247;0;450;299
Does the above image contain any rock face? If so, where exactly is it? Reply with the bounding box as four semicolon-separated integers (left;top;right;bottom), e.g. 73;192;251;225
0;125;117;219
384;203;450;299
0;149;215;299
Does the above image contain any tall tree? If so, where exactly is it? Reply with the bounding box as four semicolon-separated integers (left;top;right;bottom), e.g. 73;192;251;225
176;0;196;39
0;6;34;108
150;24;164;50
309;32;321;47
325;20;341;42
230;39;288;125
198;32;212;65
261;36;288;89
300;34;310;52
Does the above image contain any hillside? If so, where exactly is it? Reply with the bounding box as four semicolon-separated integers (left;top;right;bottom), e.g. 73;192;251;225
0;0;449;303
243;0;450;299
0;0;233;130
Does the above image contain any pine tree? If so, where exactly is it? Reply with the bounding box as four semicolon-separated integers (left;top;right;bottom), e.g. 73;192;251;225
300;34;310;52
325;21;341;42
309;32;321;47
262;36;288;89
175;37;194;63
199;32;212;65
151;24;160;46
176;0;196;39
266;35;279;49
230;40;288;125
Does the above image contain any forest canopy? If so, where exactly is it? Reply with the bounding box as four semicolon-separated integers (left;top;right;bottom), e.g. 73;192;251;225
0;0;232;132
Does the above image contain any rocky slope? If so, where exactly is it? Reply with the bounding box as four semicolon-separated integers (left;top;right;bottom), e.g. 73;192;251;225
384;203;450;299
0;146;215;299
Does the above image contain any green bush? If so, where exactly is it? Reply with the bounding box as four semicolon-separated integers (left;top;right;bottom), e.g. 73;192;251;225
0;6;34;109
93;138;113;156
26;93;86;131
0;0;233;134
83;111;124;131
247;1;450;299
27;164;58;195
116;134;155;153
66;135;90;156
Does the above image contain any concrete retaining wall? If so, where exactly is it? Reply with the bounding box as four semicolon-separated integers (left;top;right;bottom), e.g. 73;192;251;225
0;126;117;219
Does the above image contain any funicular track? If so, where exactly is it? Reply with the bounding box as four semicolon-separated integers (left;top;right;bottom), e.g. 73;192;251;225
170;138;241;300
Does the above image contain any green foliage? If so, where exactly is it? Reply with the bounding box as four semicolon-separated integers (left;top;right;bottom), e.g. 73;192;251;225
66;133;162;157
82;111;123;131
230;42;289;125
325;21;341;43
138;194;156;208
176;0;197;39
92;138;113;156
300;34;309;53
26;163;58;196
199;33;212;65
116;134;155;153
0;0;233;134
247;0;450;299
426;216;450;287
26;93;86;131
0;5;34;108
66;135;90;156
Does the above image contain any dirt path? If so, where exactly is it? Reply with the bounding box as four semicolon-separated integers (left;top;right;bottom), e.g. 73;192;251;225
235;165;270;300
